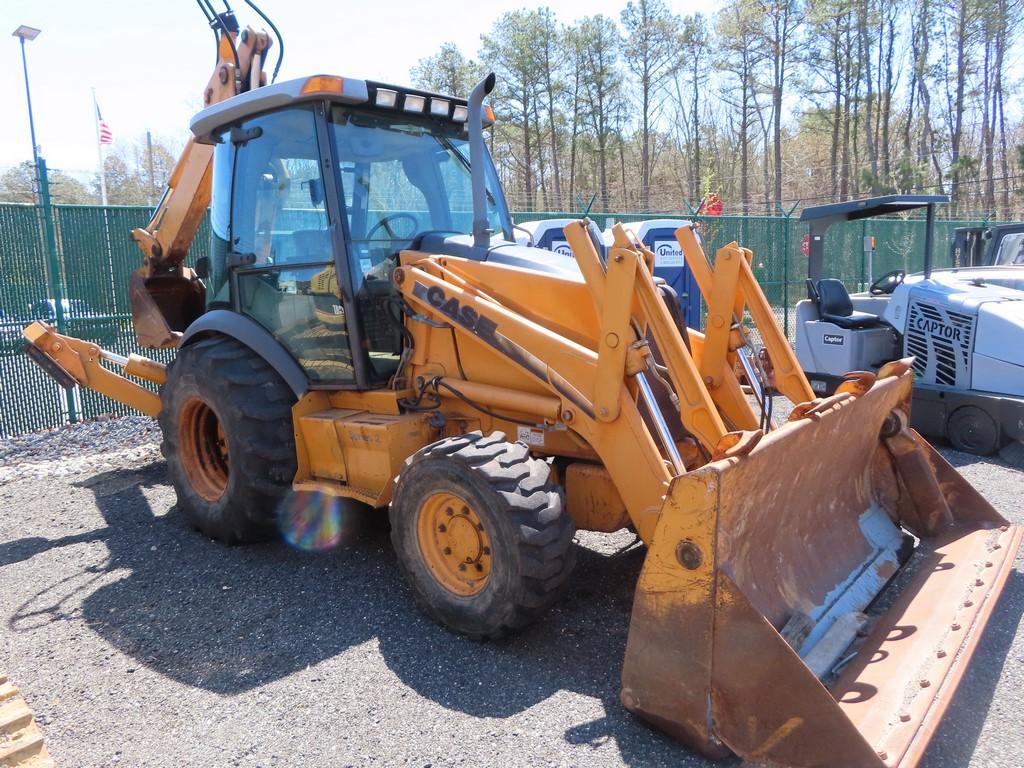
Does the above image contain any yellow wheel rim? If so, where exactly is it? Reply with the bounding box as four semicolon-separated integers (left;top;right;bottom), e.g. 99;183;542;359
416;491;492;596
179;398;229;502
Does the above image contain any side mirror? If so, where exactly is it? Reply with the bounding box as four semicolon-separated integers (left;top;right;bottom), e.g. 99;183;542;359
195;256;210;279
306;178;324;207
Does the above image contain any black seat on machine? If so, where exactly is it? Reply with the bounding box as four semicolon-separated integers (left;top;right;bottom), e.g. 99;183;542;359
814;278;881;329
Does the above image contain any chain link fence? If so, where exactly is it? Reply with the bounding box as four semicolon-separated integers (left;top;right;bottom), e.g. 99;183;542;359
0;201;208;436
0;200;994;436
514;210;995;341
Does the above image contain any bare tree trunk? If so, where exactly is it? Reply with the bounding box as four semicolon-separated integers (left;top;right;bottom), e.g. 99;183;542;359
982;32;994;212
851;29;863;199
858;0;878;192
640;82;651;211
768;0;794;208
913;0;943;191
522;80;534;211
692;84;702;202
763;130;772;213
740;61;751;214
880;8;895;185
831;23;843;198
619;137;629;211
598;125;609;211
533;104;549;210
994;0;1010;214
947;0;973;215
569;62;581;208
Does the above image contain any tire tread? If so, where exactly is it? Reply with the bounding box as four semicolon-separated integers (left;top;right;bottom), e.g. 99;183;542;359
390;431;576;639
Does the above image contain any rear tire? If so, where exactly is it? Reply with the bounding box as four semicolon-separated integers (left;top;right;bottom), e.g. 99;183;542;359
159;335;297;544
389;431;576;639
947;405;1001;456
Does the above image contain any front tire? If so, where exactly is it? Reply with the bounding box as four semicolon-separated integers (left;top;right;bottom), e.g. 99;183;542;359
389;432;576;639
159;335;297;544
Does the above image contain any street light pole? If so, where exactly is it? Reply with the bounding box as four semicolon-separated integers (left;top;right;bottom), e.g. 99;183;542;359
12;25;42;199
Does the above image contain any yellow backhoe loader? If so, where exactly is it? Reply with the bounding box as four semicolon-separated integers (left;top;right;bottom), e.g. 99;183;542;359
0;671;54;767
20;5;1021;766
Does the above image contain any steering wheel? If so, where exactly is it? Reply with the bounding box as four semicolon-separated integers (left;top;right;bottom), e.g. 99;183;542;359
869;269;905;295
366;213;419;241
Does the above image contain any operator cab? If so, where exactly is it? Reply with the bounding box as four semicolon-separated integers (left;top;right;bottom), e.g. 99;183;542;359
952;223;1024;268
191;74;531;389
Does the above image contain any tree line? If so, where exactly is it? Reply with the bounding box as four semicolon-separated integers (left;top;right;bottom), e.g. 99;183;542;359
410;0;1023;218
0;137;178;207
2;1;1018;222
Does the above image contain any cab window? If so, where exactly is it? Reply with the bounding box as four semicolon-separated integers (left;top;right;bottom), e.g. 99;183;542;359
227;107;354;384
328;107;510;382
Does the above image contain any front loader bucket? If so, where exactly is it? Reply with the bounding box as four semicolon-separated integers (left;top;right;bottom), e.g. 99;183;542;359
621;367;1021;768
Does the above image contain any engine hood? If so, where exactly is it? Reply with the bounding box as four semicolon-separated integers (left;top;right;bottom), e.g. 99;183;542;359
976;298;1024;368
884;269;1024;389
417;233;582;278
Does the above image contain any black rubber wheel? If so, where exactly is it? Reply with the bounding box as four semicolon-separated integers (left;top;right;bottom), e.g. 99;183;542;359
947;405;1001;456
389;431;576;639
159;335;297;544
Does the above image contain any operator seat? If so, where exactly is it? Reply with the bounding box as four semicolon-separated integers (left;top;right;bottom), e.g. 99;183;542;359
812;278;881;329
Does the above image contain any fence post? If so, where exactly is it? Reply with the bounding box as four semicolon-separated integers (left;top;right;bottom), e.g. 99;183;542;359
860;220;867;291
37;158;77;423
782;216;789;338
777;202;799;339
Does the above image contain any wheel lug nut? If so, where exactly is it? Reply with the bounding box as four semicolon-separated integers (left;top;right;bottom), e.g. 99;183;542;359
458;563;467;571
475;563;483;572
482;546;490;555
446;507;454;517
438;524;447;533
443;547;452;555
476;523;484;531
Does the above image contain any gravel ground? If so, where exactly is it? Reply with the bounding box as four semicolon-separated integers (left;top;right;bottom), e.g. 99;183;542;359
0;413;1021;768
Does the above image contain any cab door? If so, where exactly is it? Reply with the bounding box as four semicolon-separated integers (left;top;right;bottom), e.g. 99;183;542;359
224;105;356;384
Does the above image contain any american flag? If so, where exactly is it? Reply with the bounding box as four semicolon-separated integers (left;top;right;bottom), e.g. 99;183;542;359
96;104;113;145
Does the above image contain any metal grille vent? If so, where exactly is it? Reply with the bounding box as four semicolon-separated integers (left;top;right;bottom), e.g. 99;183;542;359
904;300;975;387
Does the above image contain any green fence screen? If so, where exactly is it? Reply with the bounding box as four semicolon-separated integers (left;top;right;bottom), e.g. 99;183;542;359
0;202;994;437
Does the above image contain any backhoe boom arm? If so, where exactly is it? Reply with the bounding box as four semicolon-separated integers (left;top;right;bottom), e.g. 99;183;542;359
129;21;271;349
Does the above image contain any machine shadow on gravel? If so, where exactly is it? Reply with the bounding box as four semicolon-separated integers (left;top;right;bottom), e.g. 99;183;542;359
8;460;1018;768
40;461;697;763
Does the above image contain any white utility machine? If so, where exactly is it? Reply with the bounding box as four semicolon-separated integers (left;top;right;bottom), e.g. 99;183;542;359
795;195;1024;465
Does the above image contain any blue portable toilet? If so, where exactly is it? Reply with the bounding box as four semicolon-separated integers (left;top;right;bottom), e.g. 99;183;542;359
623;219;702;329
515;219;576;257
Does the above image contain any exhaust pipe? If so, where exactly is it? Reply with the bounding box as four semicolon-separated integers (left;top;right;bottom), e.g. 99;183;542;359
467;72;496;250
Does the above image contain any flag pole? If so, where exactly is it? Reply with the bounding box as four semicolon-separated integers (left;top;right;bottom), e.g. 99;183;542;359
92;87;108;206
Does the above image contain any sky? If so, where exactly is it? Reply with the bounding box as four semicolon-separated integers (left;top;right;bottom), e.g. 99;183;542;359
1;0;705;181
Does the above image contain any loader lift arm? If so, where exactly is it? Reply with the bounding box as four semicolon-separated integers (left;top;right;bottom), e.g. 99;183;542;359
129;9;272;349
398;220;1021;768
